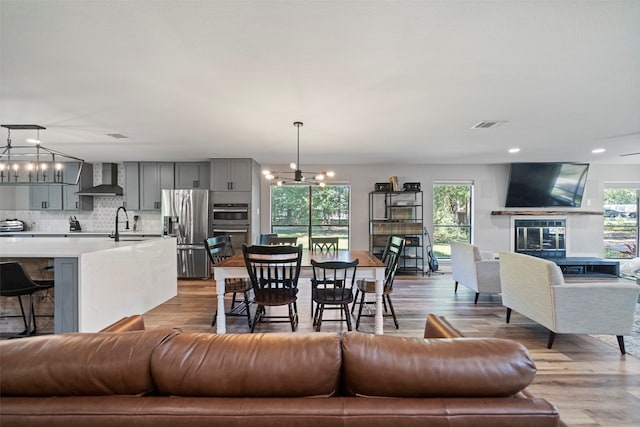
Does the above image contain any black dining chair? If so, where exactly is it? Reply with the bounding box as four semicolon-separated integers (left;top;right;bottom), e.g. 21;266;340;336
310;237;339;253
205;235;253;328
352;235;405;329
311;258;359;331
0;261;55;337
243;244;303;332
267;236;298;245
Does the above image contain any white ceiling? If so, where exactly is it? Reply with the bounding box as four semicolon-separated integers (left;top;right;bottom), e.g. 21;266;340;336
1;0;639;165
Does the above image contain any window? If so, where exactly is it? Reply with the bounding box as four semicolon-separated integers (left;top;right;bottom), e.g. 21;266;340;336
270;185;350;249
603;187;639;259
432;183;472;259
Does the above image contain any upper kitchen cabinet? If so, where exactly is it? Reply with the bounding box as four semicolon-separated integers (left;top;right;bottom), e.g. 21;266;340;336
210;158;252;192
63;162;94;211
123;162;140;210
174;162;210;189
139;162;174;210
30;185;63;210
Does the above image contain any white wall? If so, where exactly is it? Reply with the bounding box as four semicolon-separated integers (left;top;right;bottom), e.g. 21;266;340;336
259;163;640;255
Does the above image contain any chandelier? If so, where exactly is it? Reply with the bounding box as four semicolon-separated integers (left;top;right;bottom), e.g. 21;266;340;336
1;124;85;185
262;121;335;187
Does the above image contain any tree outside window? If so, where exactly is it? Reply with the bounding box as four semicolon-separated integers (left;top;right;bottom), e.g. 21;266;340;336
603;188;639;259
271;185;350;249
432;183;472;258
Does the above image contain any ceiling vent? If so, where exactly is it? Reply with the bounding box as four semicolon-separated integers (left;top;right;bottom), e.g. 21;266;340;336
471;121;506;129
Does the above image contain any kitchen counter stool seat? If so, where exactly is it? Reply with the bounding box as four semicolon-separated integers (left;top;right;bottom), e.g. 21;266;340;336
0;261;54;337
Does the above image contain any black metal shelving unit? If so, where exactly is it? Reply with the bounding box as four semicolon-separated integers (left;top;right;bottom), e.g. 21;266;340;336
369;190;425;275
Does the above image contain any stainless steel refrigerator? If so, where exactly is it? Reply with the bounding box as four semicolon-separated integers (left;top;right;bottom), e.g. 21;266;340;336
161;189;209;279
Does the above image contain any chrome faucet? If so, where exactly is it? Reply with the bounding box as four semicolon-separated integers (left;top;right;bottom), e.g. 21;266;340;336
114;206;129;242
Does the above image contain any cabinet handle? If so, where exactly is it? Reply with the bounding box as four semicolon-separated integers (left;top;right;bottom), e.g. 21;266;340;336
76;201;79;209
42;201;46;209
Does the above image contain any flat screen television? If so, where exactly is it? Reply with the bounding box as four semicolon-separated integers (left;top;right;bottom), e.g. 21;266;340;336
505;162;589;208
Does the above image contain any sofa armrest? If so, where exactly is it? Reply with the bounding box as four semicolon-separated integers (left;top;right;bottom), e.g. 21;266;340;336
99;315;146;332
552;283;640;334
475;260;501;289
424;313;465;338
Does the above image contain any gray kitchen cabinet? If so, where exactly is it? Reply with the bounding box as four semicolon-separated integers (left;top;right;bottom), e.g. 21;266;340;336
210;158;251;192
30;185;63;210
123;162;140;210
174;162;210;189
63;162;94;211
140;162;174;210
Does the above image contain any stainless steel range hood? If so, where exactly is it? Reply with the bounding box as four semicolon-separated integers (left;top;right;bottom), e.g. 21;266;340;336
76;163;123;196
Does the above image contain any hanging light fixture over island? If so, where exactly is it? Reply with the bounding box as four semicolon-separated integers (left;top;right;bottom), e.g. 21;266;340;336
1;124;85;186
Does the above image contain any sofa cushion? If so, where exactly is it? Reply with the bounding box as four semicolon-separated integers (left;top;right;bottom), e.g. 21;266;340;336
150;332;342;397
0;328;177;396
342;332;536;397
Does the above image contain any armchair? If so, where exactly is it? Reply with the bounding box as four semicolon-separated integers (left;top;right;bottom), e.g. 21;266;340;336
450;241;501;304
499;251;640;354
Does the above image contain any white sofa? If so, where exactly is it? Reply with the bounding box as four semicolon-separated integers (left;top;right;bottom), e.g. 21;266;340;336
450;241;501;304
499;251;640;354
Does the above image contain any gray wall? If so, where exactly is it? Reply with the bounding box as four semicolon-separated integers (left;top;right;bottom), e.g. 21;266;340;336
259;163;640;256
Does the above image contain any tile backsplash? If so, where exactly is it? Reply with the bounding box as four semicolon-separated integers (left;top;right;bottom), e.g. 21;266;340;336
0;163;162;233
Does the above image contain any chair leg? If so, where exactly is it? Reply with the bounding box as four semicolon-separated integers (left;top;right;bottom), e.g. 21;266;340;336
344;303;352;331
16;295;29;335
25;294;35;336
386;295;399;329
288;304;297;332
506;307;512;323
251;305;264;333
229;292;238;310
313;304;320;327
547;331;556;349
243;291;252;328
617;335;626;355
351;289;359;313
316;305;324;332
474;292;480;304
455;281;459;293
30;295;38;334
356;291;366;330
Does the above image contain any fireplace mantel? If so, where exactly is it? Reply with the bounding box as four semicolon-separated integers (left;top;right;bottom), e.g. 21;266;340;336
491;210;603;216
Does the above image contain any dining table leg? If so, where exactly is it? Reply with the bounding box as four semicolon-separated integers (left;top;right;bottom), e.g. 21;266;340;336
213;267;227;334
374;267;385;335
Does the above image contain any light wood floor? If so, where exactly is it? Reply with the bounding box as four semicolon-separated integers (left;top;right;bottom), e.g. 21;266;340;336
143;269;640;427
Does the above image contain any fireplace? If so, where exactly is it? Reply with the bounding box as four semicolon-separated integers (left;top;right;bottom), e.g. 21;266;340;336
514;218;566;258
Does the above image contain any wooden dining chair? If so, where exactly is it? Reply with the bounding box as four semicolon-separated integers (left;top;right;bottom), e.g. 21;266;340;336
205;235;253;328
311;259;359;331
243;244;303;332
267;236;298;245
352;235;405;329
310;237;339;253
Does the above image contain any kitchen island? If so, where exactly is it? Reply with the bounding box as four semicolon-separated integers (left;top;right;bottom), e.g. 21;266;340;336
0;237;177;333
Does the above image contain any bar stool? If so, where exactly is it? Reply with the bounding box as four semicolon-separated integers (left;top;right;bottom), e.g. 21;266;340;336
0;261;54;337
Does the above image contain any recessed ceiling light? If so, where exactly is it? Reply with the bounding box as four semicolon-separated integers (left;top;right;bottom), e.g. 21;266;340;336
592;148;606;154
508;148;520;154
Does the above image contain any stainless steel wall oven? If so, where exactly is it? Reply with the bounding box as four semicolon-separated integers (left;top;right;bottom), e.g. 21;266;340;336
211;203;250;252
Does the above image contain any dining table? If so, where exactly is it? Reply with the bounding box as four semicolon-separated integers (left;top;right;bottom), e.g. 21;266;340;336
212;250;387;334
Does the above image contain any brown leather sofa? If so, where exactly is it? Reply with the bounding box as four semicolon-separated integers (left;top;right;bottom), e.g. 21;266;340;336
0;314;561;426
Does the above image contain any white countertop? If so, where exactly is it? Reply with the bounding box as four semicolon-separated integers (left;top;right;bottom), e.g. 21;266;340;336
0;236;171;257
0;231;161;237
